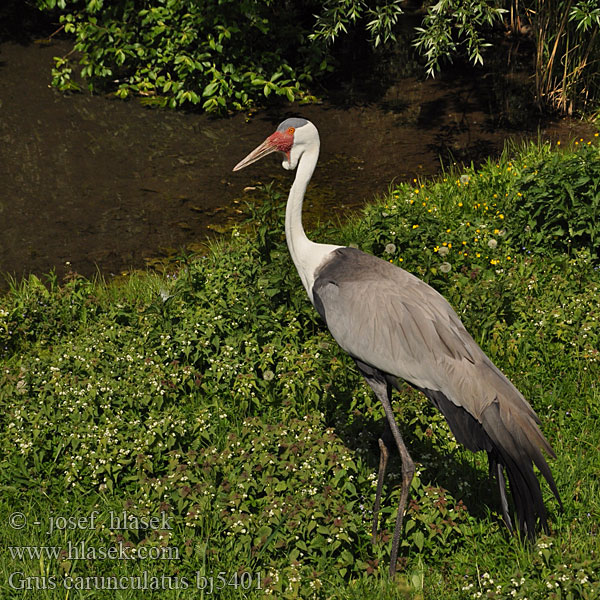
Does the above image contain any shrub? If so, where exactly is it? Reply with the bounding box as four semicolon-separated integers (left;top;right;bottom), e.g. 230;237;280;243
508;140;600;259
37;0;327;112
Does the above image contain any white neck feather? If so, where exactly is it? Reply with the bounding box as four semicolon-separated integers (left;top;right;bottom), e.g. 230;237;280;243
285;144;341;303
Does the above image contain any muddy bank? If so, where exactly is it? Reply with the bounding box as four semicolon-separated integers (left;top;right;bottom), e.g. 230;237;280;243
0;39;593;287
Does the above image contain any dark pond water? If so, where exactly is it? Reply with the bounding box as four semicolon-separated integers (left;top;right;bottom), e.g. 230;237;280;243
0;39;594;287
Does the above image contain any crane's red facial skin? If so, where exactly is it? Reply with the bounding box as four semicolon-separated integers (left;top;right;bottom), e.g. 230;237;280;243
232;126;295;172
267;127;295;158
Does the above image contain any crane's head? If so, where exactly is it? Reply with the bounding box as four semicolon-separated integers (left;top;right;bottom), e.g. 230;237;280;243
233;118;318;173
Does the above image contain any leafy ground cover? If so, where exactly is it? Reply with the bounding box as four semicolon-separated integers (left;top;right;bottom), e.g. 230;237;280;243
1;138;599;598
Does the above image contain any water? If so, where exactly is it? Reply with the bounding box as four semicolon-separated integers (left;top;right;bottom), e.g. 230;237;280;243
0;39;593;286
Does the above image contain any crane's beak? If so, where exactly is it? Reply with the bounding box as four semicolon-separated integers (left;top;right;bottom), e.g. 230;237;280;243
233;138;277;172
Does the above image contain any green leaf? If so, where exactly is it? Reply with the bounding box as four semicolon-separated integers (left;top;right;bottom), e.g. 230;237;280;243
413;530;424;552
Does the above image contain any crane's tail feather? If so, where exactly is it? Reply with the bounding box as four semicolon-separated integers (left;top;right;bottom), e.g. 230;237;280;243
489;457;513;532
481;399;561;536
421;387;561;537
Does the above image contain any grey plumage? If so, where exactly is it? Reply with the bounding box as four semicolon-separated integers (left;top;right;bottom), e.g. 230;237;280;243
313;246;561;539
277;117;309;131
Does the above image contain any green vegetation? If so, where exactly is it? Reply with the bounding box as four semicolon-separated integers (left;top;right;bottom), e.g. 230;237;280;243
413;0;600;114
33;1;600;115
38;0;327;112
1;138;599;598
528;0;600;114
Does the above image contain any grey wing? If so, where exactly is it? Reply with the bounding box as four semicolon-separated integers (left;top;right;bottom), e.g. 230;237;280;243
312;247;556;461
313;247;561;533
313;247;491;405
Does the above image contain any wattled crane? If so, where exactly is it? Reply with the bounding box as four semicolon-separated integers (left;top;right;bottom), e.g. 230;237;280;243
233;118;561;576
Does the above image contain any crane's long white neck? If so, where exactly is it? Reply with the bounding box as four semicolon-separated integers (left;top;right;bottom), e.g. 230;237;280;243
285;143;341;303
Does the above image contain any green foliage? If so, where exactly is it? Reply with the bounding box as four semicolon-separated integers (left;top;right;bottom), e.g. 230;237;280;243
2;141;600;597
413;0;506;76
37;0;326;112
32;0;600;115
399;482;474;560
33;0;410;113
458;535;599;599
507;140;600;258
412;1;600;114
309;0;404;48
0;271;98;356
528;0;600;113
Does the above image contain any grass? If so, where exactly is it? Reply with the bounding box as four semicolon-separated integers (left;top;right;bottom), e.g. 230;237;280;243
1;138;599;599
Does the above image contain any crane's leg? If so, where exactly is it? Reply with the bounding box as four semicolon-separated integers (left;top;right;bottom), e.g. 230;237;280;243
372;421;392;545
378;384;415;577
357;364;415;577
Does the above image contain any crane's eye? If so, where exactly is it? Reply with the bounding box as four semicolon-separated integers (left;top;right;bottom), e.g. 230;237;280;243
287;127;295;135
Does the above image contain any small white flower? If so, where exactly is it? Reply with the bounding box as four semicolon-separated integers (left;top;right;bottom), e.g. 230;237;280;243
488;239;498;249
438;246;450;256
460;174;471;184
440;262;452;273
385;243;397;254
